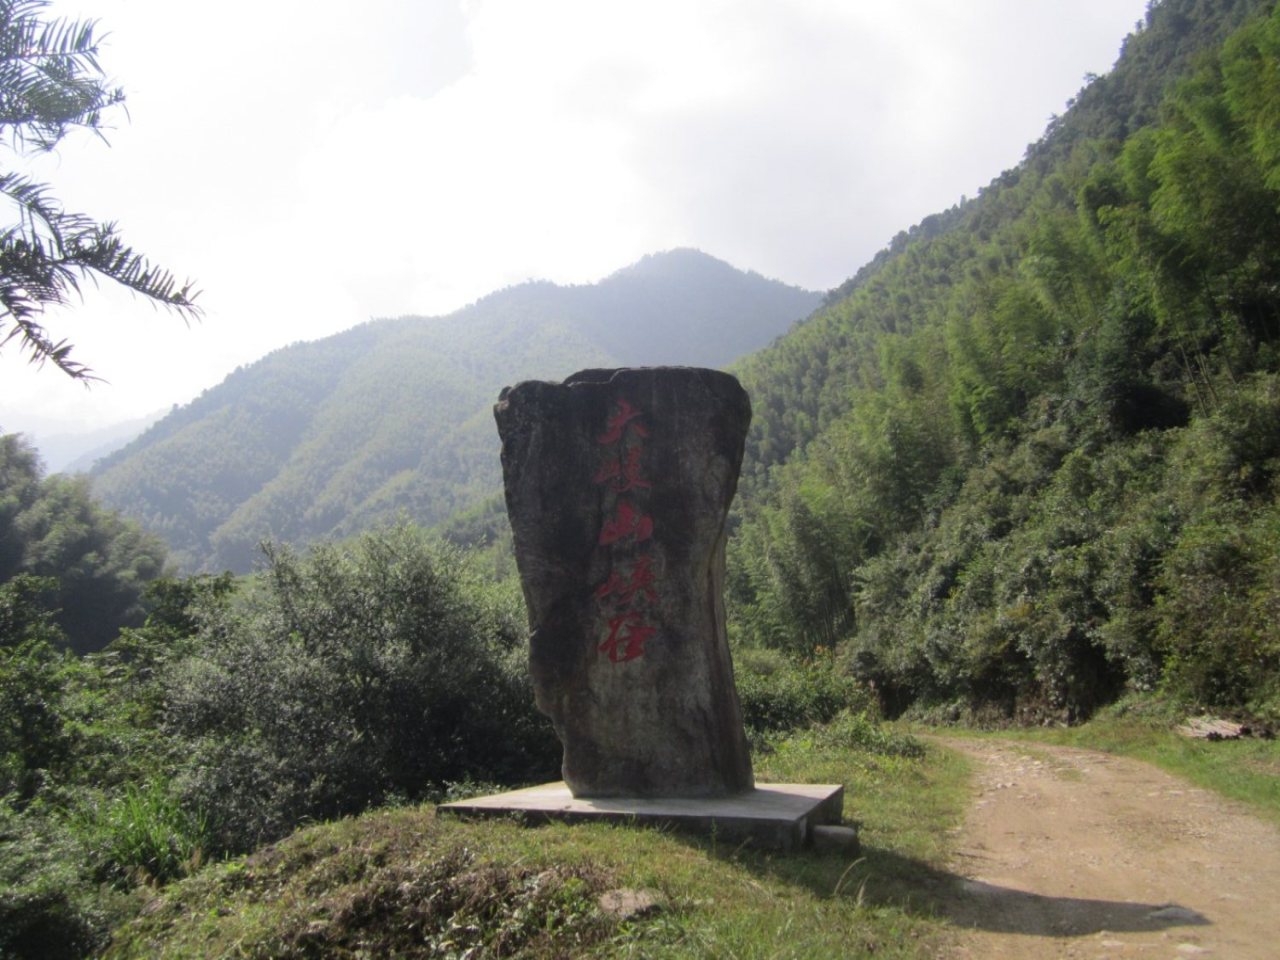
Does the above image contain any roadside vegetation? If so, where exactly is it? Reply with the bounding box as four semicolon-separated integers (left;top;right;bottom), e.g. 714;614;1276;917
1;522;561;957
4;518;961;959
730;0;1280;727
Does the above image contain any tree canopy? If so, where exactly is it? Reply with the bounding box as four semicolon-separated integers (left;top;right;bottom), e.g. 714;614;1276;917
0;0;198;379
1;432;168;651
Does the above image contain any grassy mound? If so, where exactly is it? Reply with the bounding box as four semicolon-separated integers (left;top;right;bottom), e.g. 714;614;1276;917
105;729;968;959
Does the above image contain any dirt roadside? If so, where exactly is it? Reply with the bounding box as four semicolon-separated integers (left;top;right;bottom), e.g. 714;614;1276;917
931;737;1280;960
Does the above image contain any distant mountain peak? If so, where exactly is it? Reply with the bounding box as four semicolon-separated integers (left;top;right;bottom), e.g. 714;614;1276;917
91;251;821;572
609;248;745;280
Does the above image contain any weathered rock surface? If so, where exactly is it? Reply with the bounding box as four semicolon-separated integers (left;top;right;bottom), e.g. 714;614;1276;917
494;367;754;798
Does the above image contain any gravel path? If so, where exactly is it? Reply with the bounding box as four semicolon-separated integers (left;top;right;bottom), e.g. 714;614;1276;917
933;738;1280;960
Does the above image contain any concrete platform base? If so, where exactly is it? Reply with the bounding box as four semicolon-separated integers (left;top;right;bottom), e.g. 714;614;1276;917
438;782;844;851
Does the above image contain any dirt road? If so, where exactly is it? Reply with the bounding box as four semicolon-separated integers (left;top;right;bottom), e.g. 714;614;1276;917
933;738;1280;959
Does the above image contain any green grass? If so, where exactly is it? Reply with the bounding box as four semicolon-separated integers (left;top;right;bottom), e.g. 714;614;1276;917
73;781;209;886
97;700;1280;958
912;696;1280;826
105;729;972;960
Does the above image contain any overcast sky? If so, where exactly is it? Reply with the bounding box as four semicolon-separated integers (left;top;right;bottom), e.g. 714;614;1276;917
1;0;1150;440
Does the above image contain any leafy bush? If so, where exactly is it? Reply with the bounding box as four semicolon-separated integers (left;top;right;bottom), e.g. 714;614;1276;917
1;588;79;803
162;525;559;854
812;709;925;758
1154;503;1280;721
734;648;869;735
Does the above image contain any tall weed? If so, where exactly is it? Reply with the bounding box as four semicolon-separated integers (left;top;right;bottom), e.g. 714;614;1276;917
74;781;207;885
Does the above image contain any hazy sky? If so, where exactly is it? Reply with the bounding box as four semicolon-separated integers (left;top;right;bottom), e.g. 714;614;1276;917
2;0;1150;438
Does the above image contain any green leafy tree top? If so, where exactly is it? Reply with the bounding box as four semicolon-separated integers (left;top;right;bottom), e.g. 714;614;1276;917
0;0;199;379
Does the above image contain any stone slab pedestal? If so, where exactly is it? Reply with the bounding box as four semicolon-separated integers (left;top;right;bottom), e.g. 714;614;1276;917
438;782;844;852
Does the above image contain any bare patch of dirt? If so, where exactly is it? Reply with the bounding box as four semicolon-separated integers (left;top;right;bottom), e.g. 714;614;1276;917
933;738;1280;960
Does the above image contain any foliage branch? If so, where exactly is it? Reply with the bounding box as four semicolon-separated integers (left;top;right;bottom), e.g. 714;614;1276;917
0;0;198;379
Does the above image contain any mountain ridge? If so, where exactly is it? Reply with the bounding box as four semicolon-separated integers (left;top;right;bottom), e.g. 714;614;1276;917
92;249;820;572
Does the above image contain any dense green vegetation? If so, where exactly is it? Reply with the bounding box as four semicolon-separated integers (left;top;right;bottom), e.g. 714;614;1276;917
1;434;167;653
729;0;1280;724
89;250;820;573
162;527;558;855
1;522;569;956
1;508;896;957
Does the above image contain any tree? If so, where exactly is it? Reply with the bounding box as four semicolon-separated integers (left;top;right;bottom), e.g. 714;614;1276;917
1;433;168;652
0;0;198;379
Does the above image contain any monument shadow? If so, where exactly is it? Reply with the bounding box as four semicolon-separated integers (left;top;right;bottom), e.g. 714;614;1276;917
689;835;1210;939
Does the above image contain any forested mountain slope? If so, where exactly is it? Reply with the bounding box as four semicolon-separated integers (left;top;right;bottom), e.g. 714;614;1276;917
737;0;1274;482
728;0;1280;723
91;250;819;572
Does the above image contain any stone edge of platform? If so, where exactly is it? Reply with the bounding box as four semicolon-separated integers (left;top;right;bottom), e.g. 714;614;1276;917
438;783;844;852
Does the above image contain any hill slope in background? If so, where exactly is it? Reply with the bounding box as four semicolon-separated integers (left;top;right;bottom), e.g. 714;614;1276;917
40;411;167;475
727;0;1280;721
91;249;820;572
735;0;1275;484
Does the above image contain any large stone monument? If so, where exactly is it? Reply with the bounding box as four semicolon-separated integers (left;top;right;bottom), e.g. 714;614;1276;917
441;366;845;850
493;367;754;798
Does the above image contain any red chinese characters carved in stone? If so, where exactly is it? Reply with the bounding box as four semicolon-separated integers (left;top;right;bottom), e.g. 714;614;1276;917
594;397;656;661
598;500;654;546
598;611;656;662
596;399;649;445
593;445;652;492
594;555;657;606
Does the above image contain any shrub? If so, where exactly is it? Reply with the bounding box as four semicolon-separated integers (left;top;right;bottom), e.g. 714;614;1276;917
812;709;925;758
162;525;560;854
734;648;869;735
1154;503;1280;721
0;625;78;804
